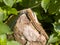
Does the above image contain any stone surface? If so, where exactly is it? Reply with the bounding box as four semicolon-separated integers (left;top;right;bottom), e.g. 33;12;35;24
13;9;48;45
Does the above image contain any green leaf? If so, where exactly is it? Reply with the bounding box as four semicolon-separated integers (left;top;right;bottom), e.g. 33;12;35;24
3;0;14;7
3;9;8;21
0;7;5;22
0;7;3;13
55;42;59;45
0;34;7;45
48;34;60;44
53;23;60;36
41;0;50;12
7;41;22;45
19;0;41;7
53;23;60;33
16;0;22;3
0;0;3;2
0;7;8;21
48;0;60;14
8;8;18;15
0;12;4;22
0;22;11;34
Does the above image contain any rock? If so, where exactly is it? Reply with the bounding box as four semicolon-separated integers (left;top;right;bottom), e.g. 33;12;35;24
13;8;48;45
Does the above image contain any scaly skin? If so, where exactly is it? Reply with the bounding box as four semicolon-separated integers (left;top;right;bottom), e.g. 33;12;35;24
26;8;49;40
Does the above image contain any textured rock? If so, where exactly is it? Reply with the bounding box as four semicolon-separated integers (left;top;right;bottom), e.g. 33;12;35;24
13;9;48;45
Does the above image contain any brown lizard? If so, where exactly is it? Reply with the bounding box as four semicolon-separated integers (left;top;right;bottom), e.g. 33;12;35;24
26;8;49;40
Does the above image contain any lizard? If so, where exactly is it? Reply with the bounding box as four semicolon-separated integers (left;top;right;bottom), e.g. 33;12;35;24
26;8;49;40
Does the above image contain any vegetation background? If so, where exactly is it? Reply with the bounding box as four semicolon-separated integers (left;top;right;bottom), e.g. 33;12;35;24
0;0;60;45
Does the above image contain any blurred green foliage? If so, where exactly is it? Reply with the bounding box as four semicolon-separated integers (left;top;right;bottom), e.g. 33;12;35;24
0;0;60;45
